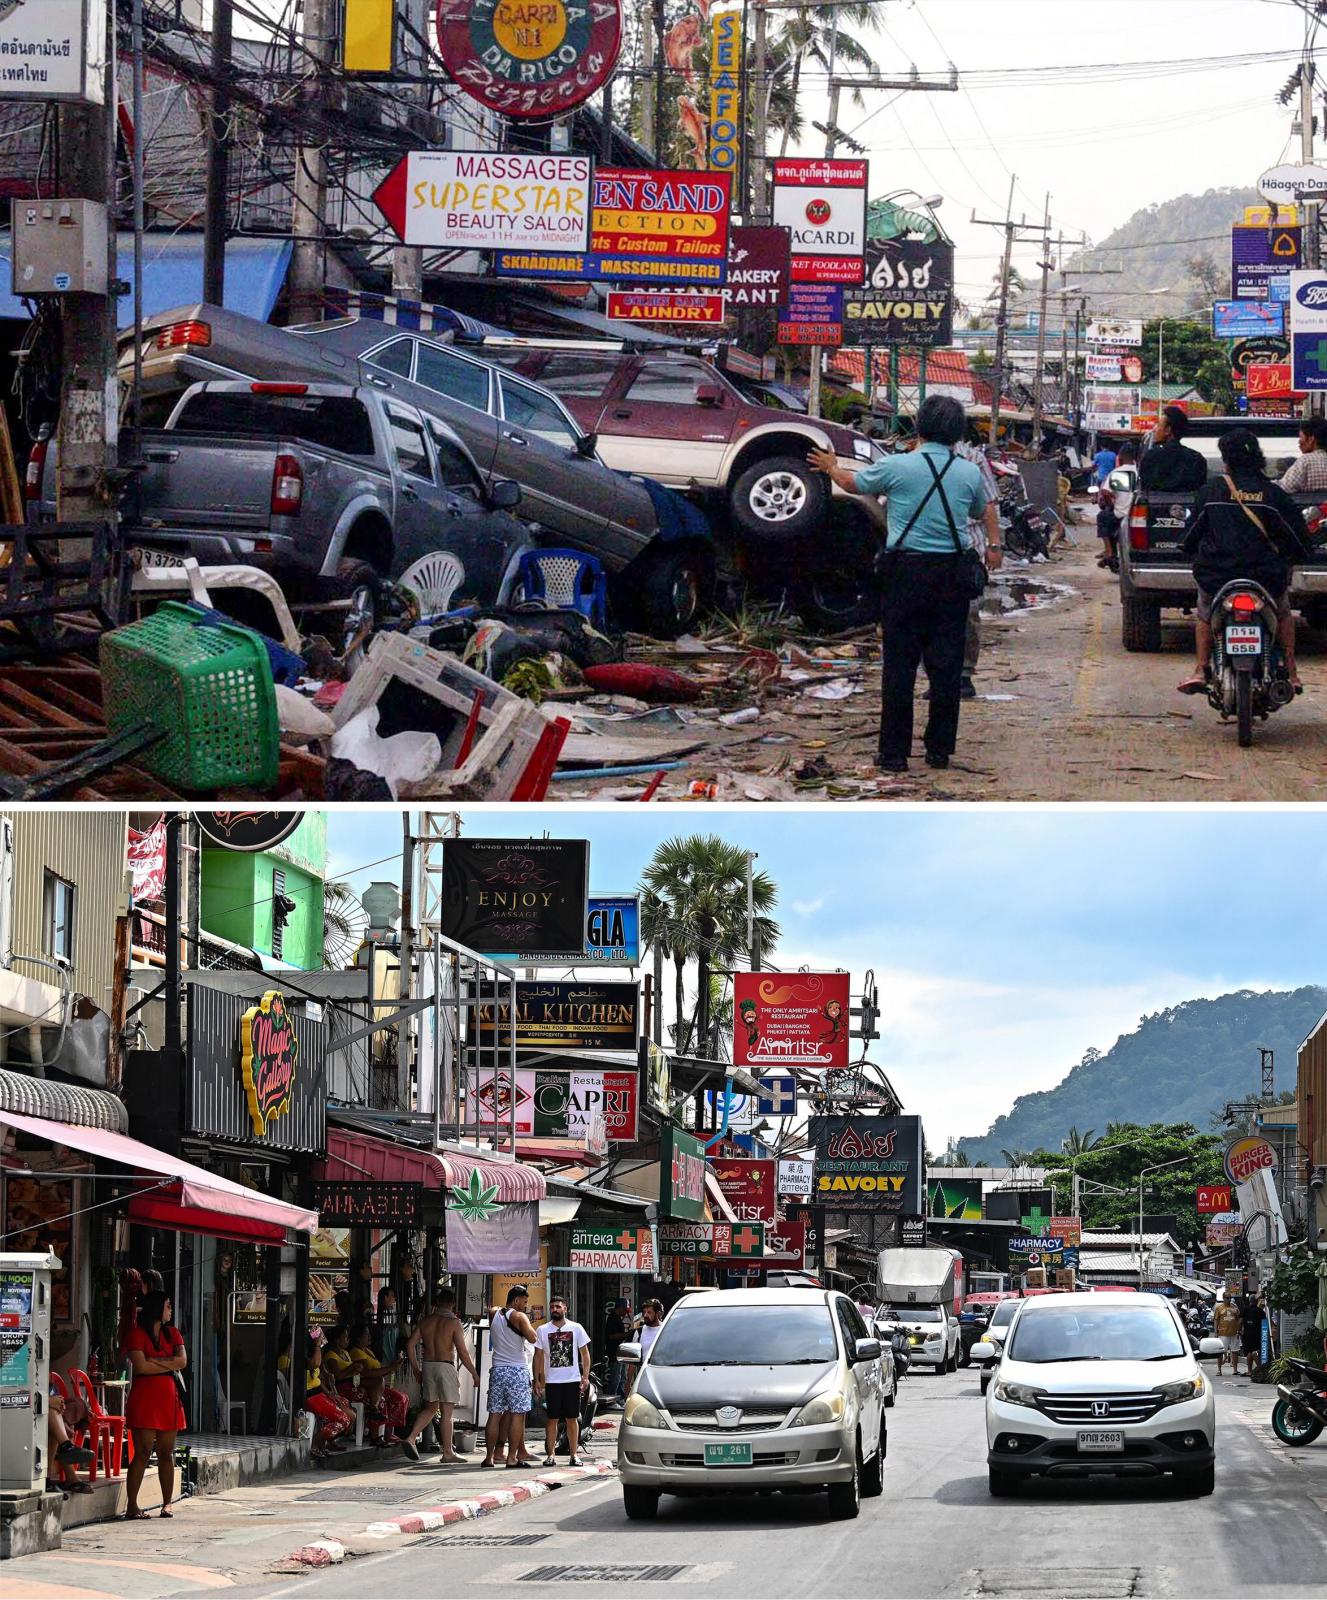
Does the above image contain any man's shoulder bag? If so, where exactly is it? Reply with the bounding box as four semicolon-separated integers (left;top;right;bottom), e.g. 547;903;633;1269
875;451;986;603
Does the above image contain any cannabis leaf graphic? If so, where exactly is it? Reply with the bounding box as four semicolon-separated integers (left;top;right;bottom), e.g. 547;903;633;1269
448;1170;502;1222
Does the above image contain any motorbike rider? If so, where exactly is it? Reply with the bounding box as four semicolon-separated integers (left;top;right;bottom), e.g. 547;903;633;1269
1177;429;1312;695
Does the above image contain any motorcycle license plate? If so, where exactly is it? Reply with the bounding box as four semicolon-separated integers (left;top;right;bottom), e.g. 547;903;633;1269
705;1441;753;1467
1076;1430;1124;1453
1225;626;1262;655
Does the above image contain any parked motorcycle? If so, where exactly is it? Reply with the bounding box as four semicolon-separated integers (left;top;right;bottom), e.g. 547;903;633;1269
1271;1357;1327;1446
1197;579;1299;748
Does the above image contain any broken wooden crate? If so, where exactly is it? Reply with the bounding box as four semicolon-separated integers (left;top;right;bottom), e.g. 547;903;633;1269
333;633;568;800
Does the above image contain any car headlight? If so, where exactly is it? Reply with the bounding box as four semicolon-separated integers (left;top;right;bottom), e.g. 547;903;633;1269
992;1379;1046;1409
852;437;874;462
622;1394;665;1430
1154;1375;1205;1407
792;1390;846;1427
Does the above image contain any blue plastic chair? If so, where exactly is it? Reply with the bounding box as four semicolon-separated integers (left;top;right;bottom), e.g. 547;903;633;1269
515;549;608;628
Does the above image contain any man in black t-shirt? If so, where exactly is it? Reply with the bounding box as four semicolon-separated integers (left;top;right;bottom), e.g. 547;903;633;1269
1139;406;1207;493
604;1298;630;1404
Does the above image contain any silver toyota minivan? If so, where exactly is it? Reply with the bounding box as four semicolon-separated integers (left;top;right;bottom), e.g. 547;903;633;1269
616;1287;886;1522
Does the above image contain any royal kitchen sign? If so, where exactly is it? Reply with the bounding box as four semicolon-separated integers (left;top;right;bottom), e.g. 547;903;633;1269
807;1114;924;1212
771;158;868;285
733;972;851;1070
470;980;639;1053
435;0;622;121
844;240;954;347
372;151;592;252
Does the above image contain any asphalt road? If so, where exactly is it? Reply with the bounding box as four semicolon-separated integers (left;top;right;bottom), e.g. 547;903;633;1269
245;1368;1327;1600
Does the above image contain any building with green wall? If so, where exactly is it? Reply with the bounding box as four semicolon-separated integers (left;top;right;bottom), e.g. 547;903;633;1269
199;814;327;970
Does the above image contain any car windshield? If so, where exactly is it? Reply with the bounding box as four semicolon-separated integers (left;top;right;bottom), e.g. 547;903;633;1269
883;1305;942;1322
646;1304;839;1367
1007;1305;1186;1363
988;1300;1019;1329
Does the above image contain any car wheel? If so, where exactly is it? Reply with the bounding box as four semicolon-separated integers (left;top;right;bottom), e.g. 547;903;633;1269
980;1370;991;1396
826;1447;861;1520
860;1438;884;1499
730;455;829;542
1179;1464;1215;1497
622;1485;660;1520
628;543;714;638
324;558;383;664
988;1467;1019;1498
794;569;878;634
883;1371;897;1409
1121;594;1163;652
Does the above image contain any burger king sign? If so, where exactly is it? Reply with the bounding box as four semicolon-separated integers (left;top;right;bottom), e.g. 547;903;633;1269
1223;1135;1278;1187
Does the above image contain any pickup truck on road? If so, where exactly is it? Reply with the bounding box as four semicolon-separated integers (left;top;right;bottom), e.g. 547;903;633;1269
1118;417;1327;651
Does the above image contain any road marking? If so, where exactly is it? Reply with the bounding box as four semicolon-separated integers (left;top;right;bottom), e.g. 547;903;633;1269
1070;589;1104;719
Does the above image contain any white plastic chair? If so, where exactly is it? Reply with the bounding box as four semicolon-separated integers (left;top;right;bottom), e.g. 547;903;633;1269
398;551;466;616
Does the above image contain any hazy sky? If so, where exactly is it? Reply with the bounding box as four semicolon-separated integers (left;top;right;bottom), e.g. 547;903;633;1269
230;0;1315;320
324;807;1327;1146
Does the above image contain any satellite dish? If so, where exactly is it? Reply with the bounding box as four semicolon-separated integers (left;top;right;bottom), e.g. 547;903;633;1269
323;882;369;969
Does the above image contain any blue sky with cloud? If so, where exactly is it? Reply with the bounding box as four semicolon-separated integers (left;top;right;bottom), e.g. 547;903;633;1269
325;807;1327;1147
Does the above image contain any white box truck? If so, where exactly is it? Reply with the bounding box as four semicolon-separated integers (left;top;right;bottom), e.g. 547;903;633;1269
876;1246;963;1372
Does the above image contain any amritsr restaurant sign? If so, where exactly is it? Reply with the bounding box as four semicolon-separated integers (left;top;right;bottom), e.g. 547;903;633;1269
441;837;588;960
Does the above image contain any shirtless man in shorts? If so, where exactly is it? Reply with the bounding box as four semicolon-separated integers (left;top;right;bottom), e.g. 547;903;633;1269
401;1289;479;1463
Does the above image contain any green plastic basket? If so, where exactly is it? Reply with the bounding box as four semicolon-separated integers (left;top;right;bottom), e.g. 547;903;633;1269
100;601;279;791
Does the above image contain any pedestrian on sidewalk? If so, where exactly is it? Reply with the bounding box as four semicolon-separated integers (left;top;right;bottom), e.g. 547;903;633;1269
349;1321;410;1444
534;1296;591;1468
287;1328;352;1460
809;395;1003;774
1093;441;1118;486
1240;1289;1265;1375
47;1387;95;1495
482;1285;537;1470
123;1289;187;1521
1213;1290;1243;1377
604;1297;630;1405
626;1299;664;1398
401;1289;479;1465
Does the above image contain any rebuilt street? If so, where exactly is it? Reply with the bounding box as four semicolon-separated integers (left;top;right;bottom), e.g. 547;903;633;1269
9;1369;1325;1600
567;532;1327;805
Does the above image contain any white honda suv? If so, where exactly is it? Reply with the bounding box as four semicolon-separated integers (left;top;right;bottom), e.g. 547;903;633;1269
978;1291;1215;1497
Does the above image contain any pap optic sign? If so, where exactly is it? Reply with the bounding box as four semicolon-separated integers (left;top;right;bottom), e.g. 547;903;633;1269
436;0;623;120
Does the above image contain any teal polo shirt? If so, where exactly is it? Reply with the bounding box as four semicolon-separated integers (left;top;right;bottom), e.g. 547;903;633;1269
852;441;988;554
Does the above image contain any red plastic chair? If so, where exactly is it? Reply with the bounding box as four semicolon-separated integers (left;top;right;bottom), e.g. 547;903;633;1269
71;1368;126;1480
49;1370;92;1455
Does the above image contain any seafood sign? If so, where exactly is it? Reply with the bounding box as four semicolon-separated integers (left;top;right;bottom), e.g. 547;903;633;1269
807;1115;925;1213
733;972;851;1070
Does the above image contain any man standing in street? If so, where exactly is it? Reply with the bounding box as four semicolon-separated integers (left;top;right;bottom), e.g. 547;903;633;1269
1093;440;1118;486
627;1299;665;1397
604;1297;630;1406
534;1295;591;1467
482;1285;537;1470
401;1289;479;1464
1213;1289;1243;1377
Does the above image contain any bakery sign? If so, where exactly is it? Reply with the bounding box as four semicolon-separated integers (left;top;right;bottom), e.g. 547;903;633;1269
239;991;299;1141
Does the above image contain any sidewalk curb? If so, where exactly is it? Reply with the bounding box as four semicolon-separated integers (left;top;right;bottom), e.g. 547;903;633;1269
281;1462;617;1569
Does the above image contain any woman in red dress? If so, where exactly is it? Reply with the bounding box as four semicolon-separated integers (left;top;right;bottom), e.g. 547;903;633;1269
123;1290;188;1520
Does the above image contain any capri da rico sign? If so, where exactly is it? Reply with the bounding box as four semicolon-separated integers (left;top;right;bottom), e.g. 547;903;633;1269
436;0;623;121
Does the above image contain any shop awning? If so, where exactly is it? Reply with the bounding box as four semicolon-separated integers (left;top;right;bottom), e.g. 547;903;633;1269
317;1126;546;1202
0;1108;317;1240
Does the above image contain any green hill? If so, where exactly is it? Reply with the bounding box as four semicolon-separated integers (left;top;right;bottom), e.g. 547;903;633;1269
1071;186;1264;319
963;986;1325;1161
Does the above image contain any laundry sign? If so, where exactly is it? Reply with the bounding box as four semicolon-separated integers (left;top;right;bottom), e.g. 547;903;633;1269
844;240;953;347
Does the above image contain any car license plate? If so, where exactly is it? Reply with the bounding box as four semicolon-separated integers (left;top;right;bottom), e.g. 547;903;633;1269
1225;626;1262;655
704;1441;753;1467
1076;1430;1124;1453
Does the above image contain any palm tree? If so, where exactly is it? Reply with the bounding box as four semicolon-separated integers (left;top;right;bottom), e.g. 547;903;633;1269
1063;1126;1100;1157
771;3;883;157
640;835;779;1060
1000;1147;1034;1169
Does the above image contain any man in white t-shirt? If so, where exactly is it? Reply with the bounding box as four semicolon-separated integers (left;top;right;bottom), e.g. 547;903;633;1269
626;1299;665;1399
533;1295;591;1466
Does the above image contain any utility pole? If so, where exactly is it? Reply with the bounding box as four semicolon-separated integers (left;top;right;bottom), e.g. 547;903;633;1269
750;0;768;217
1301;60;1320;270
1029;193;1052;454
972;177;1020;448
289;0;336;322
397;816;414;1114
203;0;234;305
55;44;117;524
652;0;667;165
640;11;657;161
392;0;425;301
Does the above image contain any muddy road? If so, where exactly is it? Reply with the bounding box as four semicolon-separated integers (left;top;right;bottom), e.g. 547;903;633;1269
562;527;1327;803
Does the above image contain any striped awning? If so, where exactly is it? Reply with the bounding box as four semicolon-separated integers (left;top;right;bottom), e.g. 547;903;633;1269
316;1126;546;1203
0;1067;127;1132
